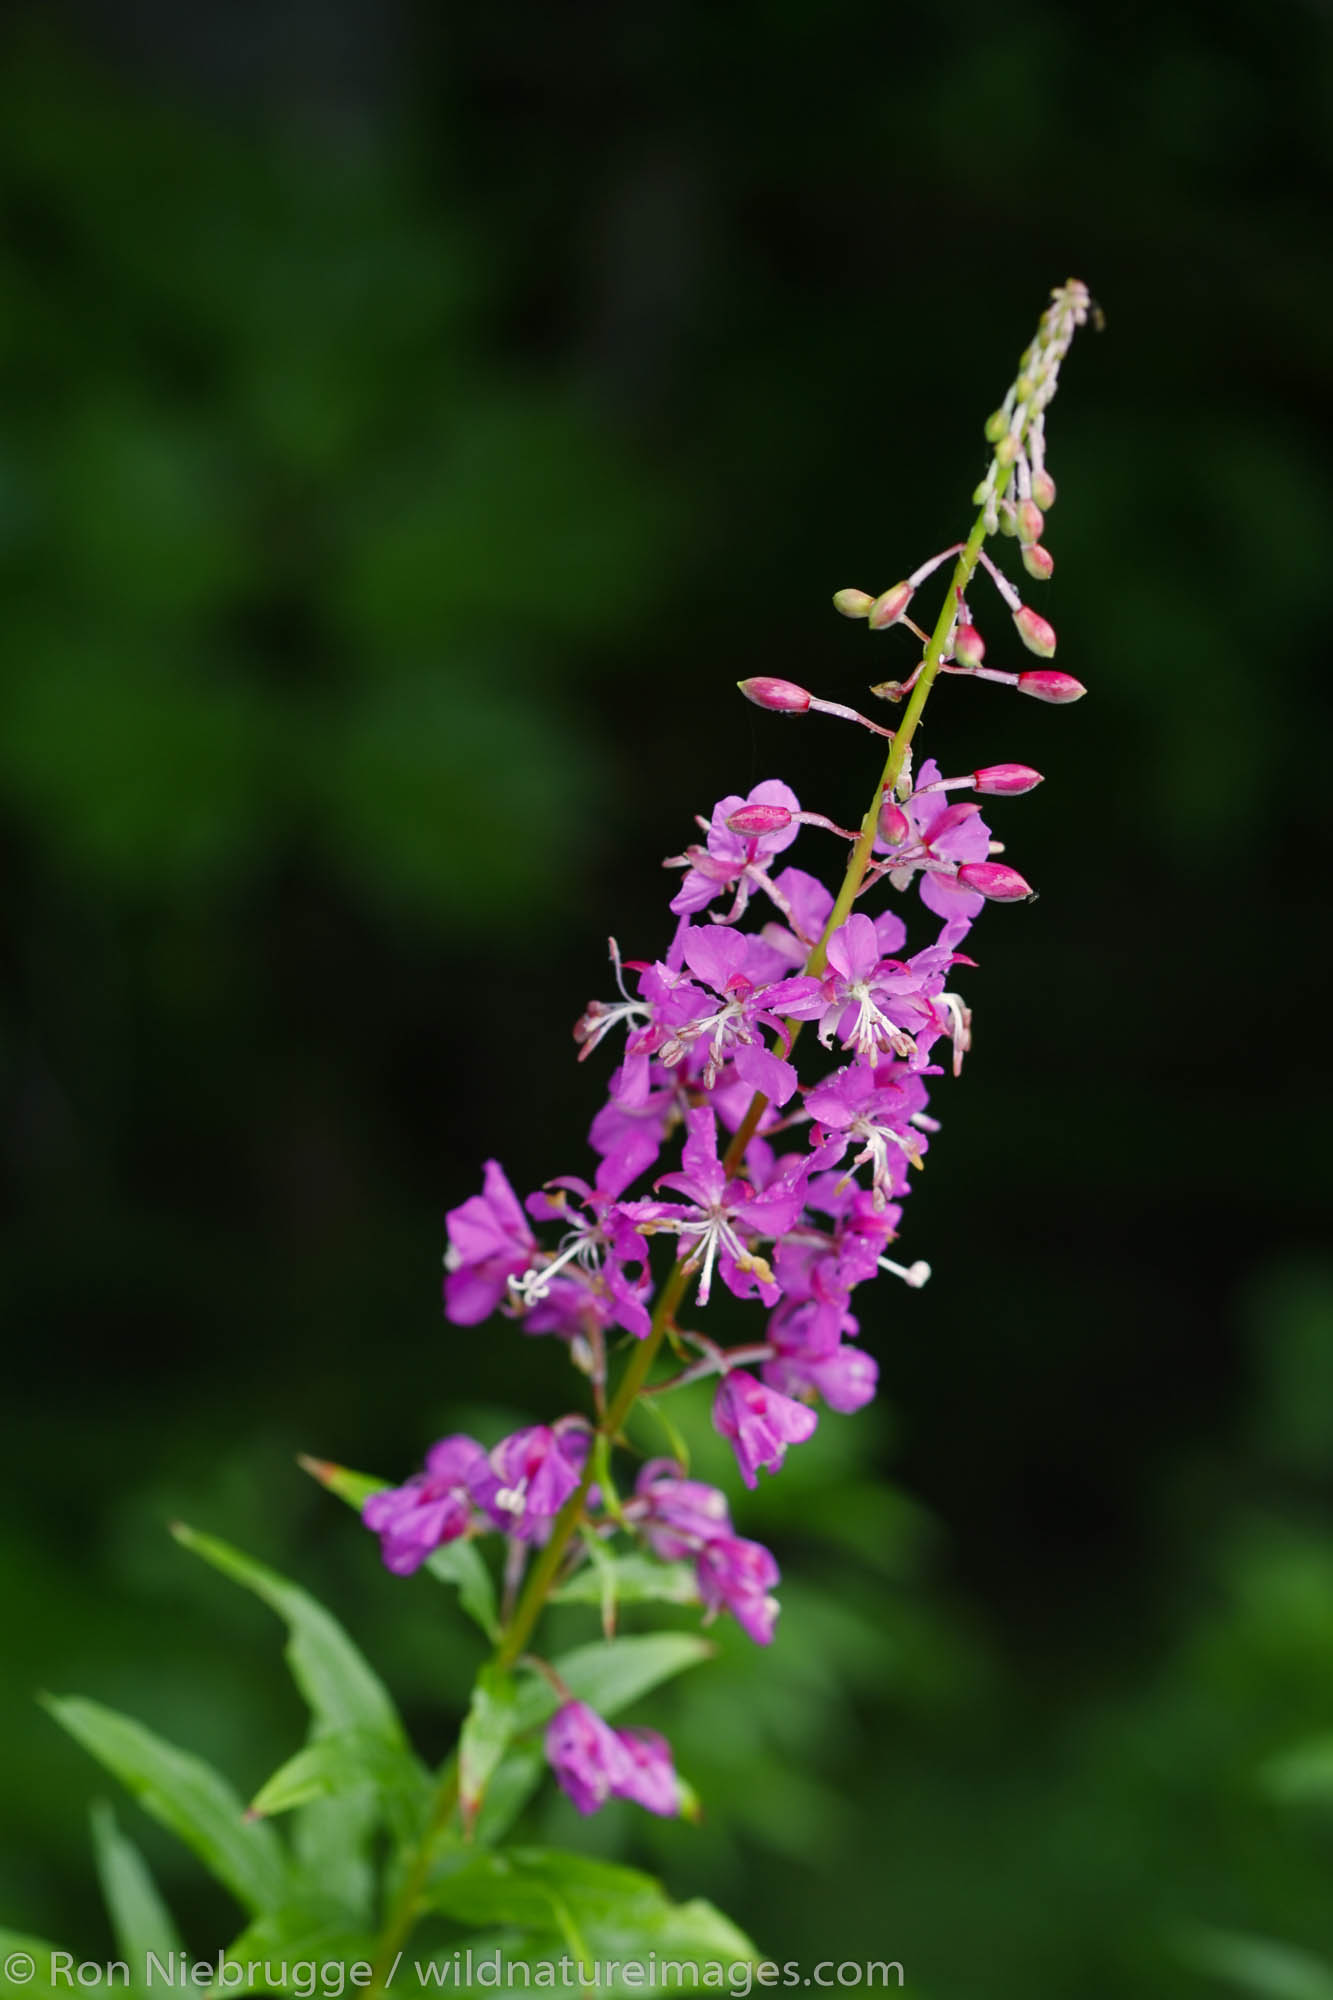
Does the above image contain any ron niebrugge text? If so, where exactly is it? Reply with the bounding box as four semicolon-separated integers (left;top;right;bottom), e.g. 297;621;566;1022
28;1952;905;1993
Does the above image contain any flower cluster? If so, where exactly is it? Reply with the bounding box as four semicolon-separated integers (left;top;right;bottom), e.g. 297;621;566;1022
364;279;1093;1824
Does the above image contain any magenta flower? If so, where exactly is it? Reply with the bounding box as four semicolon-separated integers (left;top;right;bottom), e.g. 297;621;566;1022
469;1422;589;1540
804;1060;931;1206
658;927;802;1098
664;779;802;920
361;1434;487;1575
764;1342;879;1414
779;914;945;1064
696;1534;782;1645
620;1106;807;1307
444;1161;537;1326
545;1701;634;1815
633;1461;734;1558
712;1369;818;1488
614;1729;680;1817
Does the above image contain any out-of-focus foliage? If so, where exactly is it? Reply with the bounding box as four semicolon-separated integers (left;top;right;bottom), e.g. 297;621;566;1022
2;2;1331;1995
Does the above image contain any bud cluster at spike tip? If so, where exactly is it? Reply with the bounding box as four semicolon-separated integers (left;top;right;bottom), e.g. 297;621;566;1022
347;279;1095;1832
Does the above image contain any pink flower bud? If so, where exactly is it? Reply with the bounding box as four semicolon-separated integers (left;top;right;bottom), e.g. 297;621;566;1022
956;861;1036;902
832;588;874;619
953;622;985;667
1017;670;1086;704
972;763;1044;794
1031;469;1057;510
1016;500;1044;544
878;800;911;846
726;803;794;837
738;676;811;713
1021;543;1055;582
868;582;913;629
1013;605;1057;657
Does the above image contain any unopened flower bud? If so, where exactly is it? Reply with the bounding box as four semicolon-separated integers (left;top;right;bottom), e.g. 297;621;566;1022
832;588;875;620
1021;543;1055;582
957;861;1036;902
983;409;1009;444
878;800;911;846
1016;500;1044;544
868;582;913;629
997;499;1019;538
738;676;811;713
953;622;985;668
1013;605;1057;657
1017;669;1086;704
1015;372;1036;402
727;803;794;837
994;432;1020;467
1031;469;1057;510
972;763;1044;795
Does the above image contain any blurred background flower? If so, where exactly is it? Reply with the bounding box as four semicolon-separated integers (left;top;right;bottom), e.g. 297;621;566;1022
1;3;1331;1994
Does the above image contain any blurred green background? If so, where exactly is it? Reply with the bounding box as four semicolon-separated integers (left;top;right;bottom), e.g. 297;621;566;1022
2;2;1332;1993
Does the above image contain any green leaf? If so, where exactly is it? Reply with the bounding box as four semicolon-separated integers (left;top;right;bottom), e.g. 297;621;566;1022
458;1667;517;1833
1177;1927;1333;2000
425;1539;501;1642
551;1555;698;1611
291;1794;376;1928
469;1742;546;1848
512;1633;713;1733
41;1696;287;1916
421;1848;759;1981
1260;1735;1333;1804
215;1906;377;1995
248;1729;428;1836
300;1458;499;1639
171;1524;405;1744
0;1929;79;2000
90;1801;184;1971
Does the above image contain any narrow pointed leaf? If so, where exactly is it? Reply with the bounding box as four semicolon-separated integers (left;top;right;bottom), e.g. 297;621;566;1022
249;1729;428;1845
171;1524;404;1744
42;1697;286;1915
552;1555;698;1611
90;1801;183;1971
1176;1927;1333;2000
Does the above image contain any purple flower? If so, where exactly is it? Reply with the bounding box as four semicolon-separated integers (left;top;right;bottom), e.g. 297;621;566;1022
804;1061;931;1206
469;1421;589;1540
614;1729;680;1817
619;1106;807;1307
696;1534;782;1646
712;1369;818;1488
545;1701;634;1815
444;1161;536;1326
362;1434;487;1575
665;780;802;920
656;927;801;1099
545;1702;681;1818
514;1171;654;1339
764;1342;879;1413
634;1460;733;1558
780;914;945;1064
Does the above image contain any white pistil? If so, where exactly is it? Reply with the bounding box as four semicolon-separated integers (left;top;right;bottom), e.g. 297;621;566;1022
878;1256;932;1288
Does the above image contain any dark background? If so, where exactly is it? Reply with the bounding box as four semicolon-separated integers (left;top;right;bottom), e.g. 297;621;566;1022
2;2;1332;1994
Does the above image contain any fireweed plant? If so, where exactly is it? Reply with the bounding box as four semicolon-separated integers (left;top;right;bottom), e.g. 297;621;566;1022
18;282;1093;1993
